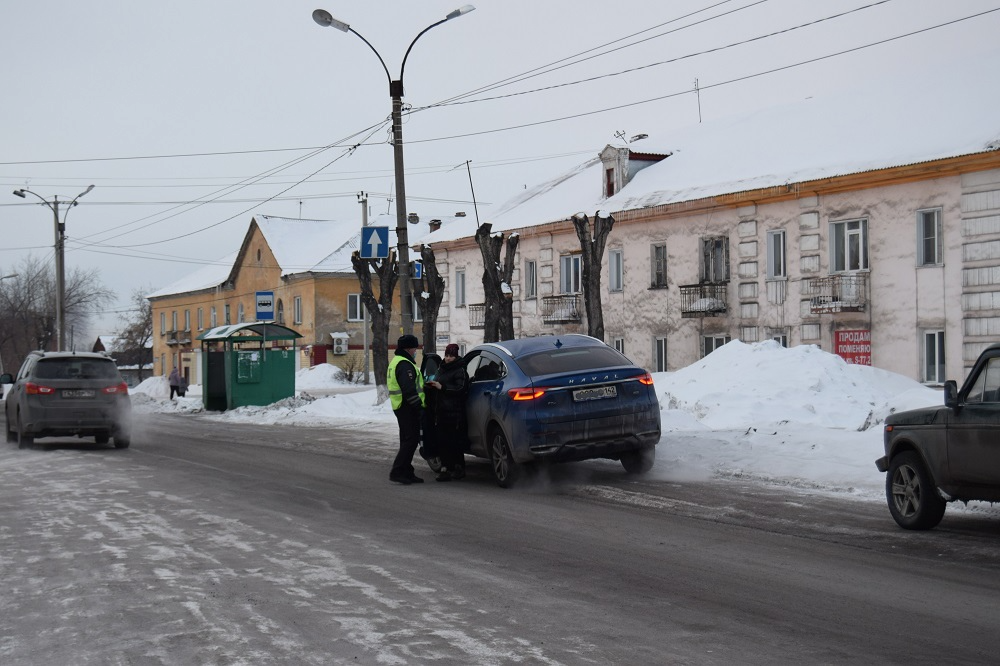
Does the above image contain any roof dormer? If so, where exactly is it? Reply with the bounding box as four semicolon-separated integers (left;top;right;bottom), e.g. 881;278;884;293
599;136;671;198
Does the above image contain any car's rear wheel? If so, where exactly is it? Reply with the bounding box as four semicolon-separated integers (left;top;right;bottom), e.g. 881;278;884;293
621;446;655;474
488;428;519;488
16;413;33;450
114;434;131;449
887;451;946;530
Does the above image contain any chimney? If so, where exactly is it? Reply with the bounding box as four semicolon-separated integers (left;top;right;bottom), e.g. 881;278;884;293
407;212;419;225
429;219;442;232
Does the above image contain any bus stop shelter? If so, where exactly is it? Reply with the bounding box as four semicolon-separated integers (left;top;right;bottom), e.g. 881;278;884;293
196;322;302;411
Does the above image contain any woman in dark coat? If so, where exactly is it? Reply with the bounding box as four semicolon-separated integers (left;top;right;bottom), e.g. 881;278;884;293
425;344;469;481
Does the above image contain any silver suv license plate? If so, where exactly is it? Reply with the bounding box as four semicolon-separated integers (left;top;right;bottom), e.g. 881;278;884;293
63;389;95;398
573;386;617;402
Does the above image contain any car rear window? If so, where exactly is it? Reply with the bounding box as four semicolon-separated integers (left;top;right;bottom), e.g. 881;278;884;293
517;347;631;376
34;359;120;381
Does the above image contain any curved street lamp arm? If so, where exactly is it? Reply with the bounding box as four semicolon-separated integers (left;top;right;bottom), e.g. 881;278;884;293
12;188;54;213
348;28;393;88
399;18;449;88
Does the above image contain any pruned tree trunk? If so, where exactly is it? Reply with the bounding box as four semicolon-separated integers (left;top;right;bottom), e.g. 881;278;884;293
418;245;446;355
351;251;398;404
475;223;520;343
572;211;615;341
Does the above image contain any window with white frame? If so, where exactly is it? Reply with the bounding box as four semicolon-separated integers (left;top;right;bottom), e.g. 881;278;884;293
560;254;582;293
224;304;231;325
348;294;364;321
210;306;218;328
917;208;943;266
771;330;789;347
160;312;166;334
276;300;284;324
831;218;868;272
701;237;729;282
237;302;245;323
184;310;191;331
524;260;537;299
411;294;423;323
613;337;625;355
293;296;302;324
651;243;667;288
923;330;945;384
766;230;786;278
197;308;203;330
171;311;178;331
654;337;667;372
609;249;624;292
455;269;466;307
703;334;731;357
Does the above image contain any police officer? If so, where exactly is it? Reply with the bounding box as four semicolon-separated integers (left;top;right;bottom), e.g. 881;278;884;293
388;334;426;484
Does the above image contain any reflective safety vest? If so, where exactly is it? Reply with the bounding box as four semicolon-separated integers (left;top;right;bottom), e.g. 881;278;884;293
387;354;425;410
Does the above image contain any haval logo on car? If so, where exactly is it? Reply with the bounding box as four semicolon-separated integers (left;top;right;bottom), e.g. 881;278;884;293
568;373;617;385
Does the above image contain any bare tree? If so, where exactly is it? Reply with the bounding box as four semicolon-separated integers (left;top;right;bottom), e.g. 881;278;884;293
351;251;398;404
418;244;446;355
572;211;615;340
0;255;113;373
474;224;520;343
116;287;154;381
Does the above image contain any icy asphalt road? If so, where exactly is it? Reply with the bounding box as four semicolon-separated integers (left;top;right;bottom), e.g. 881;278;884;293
2;412;1000;665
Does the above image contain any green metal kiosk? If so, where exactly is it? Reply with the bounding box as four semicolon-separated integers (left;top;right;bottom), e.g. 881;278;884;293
197;322;303;411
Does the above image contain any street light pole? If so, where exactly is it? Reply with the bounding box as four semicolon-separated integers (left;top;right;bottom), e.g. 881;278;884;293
313;5;475;336
12;185;95;351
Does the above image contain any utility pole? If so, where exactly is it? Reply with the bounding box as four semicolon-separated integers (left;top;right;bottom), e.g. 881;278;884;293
12;185;94;351
359;192;371;384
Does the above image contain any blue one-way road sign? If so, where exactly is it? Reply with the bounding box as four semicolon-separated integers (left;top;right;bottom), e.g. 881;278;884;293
361;226;390;259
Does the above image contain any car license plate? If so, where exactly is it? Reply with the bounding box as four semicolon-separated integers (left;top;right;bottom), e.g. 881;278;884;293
573;386;617;402
62;389;95;398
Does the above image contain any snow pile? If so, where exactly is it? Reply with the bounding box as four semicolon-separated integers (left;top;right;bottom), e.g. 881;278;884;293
296;363;346;389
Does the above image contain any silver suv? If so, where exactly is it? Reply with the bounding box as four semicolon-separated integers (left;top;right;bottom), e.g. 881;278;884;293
2;351;132;449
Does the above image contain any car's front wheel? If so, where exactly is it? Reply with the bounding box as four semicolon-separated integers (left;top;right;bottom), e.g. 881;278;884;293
488;428;519;488
887;451;946;530
114;434;131;449
621;446;655;474
16;412;33;450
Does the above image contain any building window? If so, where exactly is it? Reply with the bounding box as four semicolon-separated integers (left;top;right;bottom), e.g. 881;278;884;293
348;294;364;321
771;331;789;347
560;254;582;294
160;312;166;334
923;330;945;384
766;230;786;279
524;261;537;299
701;237;729;282
703;335;731;357
613;337;625;355
609;249;624;292
184;310;191;331
654;337;667;372
412;294;424;323
197;308;203;330
917;208;943;266
210;306;217;328
237;302;245;323
224;304;231;325
605;167;615;197
831;218;868;272
276;299;284;324
651;243;667;288
455;269;466;307
171;310;178;331
293;296;302;324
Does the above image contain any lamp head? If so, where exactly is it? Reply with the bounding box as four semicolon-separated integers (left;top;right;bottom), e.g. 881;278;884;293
312;9;350;32
12;189;26;198
446;5;475;19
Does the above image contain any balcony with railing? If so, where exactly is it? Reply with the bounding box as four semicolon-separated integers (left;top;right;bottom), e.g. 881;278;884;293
468;303;485;330
803;273;868;313
541;294;582;323
679;283;728;318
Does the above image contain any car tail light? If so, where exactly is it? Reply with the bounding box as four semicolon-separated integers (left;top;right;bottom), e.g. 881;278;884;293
637;372;654;386
102;382;129;395
25;382;55;395
508;387;546;401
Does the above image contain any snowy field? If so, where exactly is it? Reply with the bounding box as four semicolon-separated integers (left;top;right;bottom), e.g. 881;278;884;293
131;340;997;516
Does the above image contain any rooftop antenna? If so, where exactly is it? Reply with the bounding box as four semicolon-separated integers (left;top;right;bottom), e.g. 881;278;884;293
694;78;702;123
453;160;481;226
613;130;627;144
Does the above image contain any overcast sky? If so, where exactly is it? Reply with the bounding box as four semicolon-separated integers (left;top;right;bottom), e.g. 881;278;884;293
2;0;998;335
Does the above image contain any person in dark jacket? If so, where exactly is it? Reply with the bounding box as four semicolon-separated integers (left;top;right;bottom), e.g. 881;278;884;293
425;343;469;481
388;334;426;484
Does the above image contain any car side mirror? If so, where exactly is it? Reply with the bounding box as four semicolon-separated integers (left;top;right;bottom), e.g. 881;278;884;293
0;373;13;384
944;380;959;409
